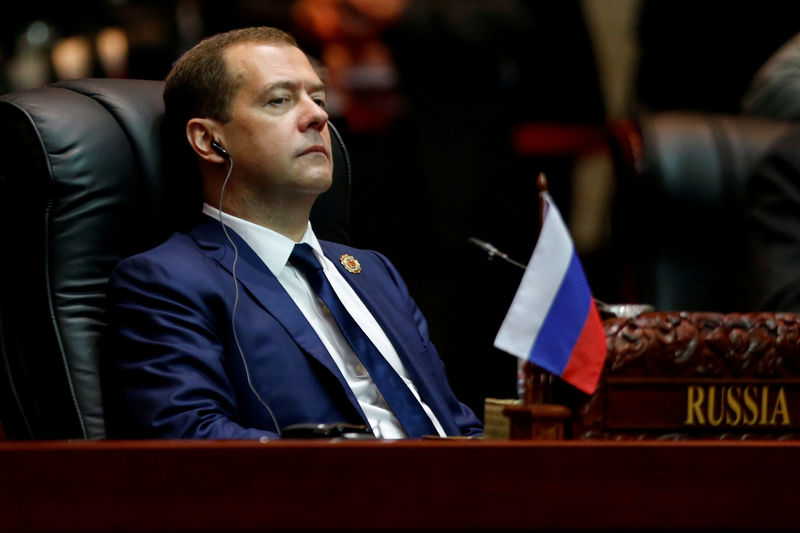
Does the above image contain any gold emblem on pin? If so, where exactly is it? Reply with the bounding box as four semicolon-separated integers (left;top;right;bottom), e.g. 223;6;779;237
340;254;362;274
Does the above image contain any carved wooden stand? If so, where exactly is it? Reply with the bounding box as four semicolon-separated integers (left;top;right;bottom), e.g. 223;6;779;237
503;362;571;439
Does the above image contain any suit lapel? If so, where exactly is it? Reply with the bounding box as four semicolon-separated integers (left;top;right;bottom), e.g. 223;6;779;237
189;218;367;421
321;242;420;363
320;242;456;432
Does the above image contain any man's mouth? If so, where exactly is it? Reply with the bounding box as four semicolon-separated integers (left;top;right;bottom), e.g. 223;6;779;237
299;145;327;157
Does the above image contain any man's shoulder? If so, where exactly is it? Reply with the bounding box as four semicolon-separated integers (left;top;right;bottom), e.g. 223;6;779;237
110;224;221;288
119;231;201;266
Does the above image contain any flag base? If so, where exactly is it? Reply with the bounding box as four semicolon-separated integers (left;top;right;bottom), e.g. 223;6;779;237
502;403;571;440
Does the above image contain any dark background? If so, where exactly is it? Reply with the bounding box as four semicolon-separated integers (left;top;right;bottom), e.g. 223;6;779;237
2;0;799;419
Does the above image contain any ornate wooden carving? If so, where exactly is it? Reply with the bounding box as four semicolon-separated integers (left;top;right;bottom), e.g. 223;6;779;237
570;311;800;440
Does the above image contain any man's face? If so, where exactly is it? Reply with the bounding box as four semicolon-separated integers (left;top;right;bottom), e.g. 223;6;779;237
220;42;333;200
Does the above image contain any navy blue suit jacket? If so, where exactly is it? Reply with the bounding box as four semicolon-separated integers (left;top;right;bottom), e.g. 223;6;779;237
107;216;482;439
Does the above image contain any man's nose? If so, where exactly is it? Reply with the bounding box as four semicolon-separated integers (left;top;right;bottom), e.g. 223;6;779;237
300;96;328;131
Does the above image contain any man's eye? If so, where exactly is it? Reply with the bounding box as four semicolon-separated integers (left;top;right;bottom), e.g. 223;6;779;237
269;97;288;106
313;97;326;108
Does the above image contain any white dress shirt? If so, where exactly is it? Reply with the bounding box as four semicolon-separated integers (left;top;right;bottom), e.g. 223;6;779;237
202;204;445;438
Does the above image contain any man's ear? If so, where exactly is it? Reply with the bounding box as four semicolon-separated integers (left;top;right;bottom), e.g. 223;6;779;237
187;118;226;163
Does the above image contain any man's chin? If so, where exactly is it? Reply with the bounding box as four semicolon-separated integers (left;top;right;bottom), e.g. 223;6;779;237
299;172;333;195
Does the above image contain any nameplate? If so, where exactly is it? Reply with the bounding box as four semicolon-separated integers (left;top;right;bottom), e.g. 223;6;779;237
604;378;800;431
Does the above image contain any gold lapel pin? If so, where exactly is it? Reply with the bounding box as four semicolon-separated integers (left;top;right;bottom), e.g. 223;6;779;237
340;254;362;274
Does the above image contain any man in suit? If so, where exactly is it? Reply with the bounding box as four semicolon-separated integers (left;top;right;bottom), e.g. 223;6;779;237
107;26;482;440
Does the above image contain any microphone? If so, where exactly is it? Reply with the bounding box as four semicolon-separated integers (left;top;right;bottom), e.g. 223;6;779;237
468;237;618;312
468;237;527;270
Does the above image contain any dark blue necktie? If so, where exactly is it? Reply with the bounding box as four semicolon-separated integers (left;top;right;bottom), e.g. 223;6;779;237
290;243;437;438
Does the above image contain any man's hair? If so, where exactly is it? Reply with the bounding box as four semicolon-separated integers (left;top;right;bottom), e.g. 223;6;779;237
163;26;298;128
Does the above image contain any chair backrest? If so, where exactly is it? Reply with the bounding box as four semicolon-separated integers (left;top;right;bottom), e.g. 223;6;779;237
0;78;352;439
608;111;792;312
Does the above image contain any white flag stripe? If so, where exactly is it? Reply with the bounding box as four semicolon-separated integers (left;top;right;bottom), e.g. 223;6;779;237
493;193;574;359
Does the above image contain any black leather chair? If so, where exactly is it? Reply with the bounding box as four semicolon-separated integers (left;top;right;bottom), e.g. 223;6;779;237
0;78;352;439
607;111;792;312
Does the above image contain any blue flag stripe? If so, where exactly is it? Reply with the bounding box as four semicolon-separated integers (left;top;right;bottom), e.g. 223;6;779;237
527;252;592;375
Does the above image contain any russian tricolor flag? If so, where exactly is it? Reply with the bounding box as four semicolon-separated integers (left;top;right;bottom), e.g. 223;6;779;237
494;192;606;394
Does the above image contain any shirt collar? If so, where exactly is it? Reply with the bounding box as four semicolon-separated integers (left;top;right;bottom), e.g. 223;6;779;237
201;203;323;276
